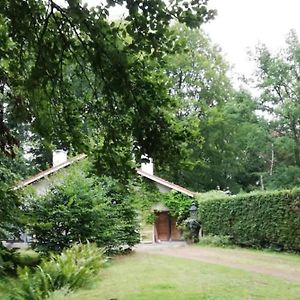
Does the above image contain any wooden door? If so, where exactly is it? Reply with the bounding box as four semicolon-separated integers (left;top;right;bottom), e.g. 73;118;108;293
155;212;170;241
170;217;182;240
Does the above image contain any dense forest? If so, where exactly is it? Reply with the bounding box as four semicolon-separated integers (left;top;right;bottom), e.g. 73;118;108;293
158;28;300;193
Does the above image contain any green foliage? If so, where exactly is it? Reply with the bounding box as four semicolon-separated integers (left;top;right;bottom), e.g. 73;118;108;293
162;191;193;221
12;249;40;268
198;235;233;248
253;31;300;189
25;165;139;253
196;190;229;202
9;243;104;300
132;179;192;225
0;0;215;178
265;165;300;190
0;154;22;240
0;244;15;275
157;25;270;193
198;189;300;251
1;247;40;276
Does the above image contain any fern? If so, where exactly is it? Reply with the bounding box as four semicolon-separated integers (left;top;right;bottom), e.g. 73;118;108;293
9;243;104;300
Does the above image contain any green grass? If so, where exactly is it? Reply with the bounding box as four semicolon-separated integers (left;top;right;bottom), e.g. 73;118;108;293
60;252;300;300
2;248;300;300
194;244;300;273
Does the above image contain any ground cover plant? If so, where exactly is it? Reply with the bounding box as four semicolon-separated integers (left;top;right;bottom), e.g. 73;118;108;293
198;235;234;248
48;251;300;300
198;188;300;251
9;243;104;300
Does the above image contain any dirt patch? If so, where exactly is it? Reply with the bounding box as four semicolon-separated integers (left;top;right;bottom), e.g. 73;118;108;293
136;244;300;281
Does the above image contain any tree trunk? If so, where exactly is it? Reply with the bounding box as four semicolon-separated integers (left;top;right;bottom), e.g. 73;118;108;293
270;143;274;175
291;120;300;166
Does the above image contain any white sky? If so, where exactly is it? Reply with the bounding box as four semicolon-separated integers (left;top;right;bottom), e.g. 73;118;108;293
84;0;300;84
202;0;300;82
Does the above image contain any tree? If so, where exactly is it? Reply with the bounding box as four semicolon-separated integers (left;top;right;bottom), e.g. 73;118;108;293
185;90;270;193
156;26;269;193
166;24;232;115
0;0;215;246
254;30;300;188
0;155;20;239
25;163;139;253
0;0;216;176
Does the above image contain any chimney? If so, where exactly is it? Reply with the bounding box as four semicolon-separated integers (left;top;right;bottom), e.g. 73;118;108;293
52;149;68;167
141;155;154;175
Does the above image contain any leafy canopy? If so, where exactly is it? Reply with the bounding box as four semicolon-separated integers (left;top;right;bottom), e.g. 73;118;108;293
0;0;215;176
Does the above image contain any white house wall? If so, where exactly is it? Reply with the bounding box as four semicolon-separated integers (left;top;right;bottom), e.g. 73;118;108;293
32;178;51;196
155;182;172;193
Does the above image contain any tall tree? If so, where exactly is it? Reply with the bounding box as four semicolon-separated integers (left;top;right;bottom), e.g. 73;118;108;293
0;0;215;239
0;0;215;177
254;30;300;188
157;26;270;193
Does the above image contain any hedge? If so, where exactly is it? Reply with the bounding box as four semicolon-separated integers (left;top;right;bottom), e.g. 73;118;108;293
198;188;300;251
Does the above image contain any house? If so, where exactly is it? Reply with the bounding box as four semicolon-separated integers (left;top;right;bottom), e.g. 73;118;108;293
137;159;195;242
16;150;195;243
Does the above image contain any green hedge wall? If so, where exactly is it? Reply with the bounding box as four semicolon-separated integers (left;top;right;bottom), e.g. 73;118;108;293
198;189;300;251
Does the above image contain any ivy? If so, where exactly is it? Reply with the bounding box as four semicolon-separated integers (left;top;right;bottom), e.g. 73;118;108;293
132;179;193;225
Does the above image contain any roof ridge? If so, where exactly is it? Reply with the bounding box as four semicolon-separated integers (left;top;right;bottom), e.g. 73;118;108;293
136;169;195;197
15;156;195;198
15;154;87;189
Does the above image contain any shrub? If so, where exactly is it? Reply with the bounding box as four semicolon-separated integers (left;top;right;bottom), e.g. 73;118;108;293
198;188;300;251
196;190;229;203
163;191;193;221
9;243;104;300
12;249;40;267
0;245;15;275
25;168;139;253
198;235;233;248
0;247;40;276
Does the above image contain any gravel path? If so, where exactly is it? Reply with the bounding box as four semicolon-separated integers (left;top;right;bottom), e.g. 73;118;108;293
135;243;300;281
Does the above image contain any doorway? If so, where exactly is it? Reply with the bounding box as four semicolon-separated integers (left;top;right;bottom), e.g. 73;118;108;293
154;211;182;242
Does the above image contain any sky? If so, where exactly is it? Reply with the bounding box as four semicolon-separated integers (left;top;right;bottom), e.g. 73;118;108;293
202;0;300;83
84;0;300;84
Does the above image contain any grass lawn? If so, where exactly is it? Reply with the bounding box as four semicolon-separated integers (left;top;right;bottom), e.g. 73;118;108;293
192;245;300;277
58;252;300;300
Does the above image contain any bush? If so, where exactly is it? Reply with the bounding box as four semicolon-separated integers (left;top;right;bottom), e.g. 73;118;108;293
25;167;139;253
0;247;40;276
0;245;15;275
9;243;104;300
198;235;233;248
196;190;229;202
12;249;40;267
198;188;300;251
